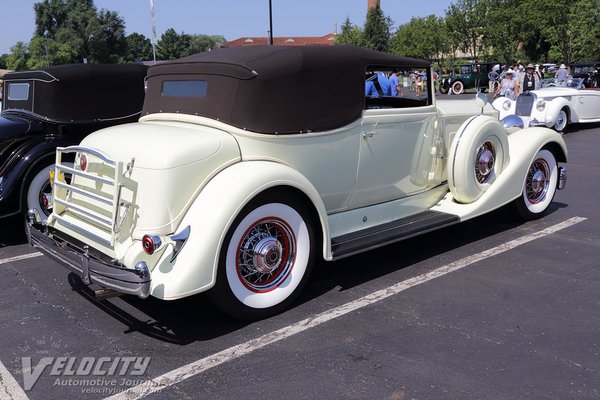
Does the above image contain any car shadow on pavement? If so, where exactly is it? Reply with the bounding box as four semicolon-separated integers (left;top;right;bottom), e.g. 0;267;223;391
65;202;567;345
0;215;29;247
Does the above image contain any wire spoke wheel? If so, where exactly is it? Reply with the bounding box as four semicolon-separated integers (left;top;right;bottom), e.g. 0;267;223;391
514;149;558;220
525;158;550;204
475;141;496;184
209;193;316;320
236;217;296;292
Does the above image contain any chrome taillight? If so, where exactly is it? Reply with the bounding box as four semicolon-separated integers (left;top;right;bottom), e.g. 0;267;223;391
142;235;162;255
79;154;88;171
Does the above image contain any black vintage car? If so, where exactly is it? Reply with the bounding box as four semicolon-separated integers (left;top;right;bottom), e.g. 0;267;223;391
0;63;147;222
572;61;599;88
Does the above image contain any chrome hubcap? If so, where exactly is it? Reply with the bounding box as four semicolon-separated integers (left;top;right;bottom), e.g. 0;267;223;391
253;237;283;274
475;142;496;184
526;159;550;203
237;218;296;292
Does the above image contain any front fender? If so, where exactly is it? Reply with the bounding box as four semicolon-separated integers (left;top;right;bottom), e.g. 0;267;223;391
436;126;567;220
543;97;572;127
147;160;330;300
0;136;75;218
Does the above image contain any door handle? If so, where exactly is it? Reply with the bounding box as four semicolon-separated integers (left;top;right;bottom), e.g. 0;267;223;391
362;132;379;139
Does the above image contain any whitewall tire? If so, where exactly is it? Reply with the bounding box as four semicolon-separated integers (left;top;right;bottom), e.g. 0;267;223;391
448;116;509;204
554;109;568;132
26;162;73;222
209;192;316;320
514;149;558;220
452;81;464;95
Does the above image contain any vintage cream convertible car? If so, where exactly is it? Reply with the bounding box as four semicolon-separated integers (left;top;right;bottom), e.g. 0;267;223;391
28;46;567;320
493;78;600;131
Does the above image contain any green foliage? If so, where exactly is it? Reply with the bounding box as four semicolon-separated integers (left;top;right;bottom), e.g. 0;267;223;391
0;54;8;69
445;0;487;60
156;28;191;60
363;5;393;52
189;34;226;54
390;15;449;63
335;17;365;46
5;1;226;69
5;42;29;71
125;33;153;63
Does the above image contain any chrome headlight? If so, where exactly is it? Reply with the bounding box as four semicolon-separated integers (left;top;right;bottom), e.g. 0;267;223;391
502;100;511;111
536;100;546;111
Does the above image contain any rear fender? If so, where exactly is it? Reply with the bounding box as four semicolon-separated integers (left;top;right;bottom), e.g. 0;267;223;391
145;161;330;300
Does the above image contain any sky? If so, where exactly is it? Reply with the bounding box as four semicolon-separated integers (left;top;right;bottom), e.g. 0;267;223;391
0;0;455;55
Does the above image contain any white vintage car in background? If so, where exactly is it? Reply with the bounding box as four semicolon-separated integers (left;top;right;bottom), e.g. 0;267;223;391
493;78;600;131
28;46;567;320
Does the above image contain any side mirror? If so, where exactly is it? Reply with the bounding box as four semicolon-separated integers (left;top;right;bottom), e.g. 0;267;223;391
475;92;488;114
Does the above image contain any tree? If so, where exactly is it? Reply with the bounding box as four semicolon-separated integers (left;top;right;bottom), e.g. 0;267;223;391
5;42;29;71
483;0;521;65
390;15;449;63
29;0;127;64
189;34;225;54
125;33;153;63
89;9;127;63
0;54;8;69
157;28;191;60
569;0;600;61
363;5;393;52
335;17;364;47
445;0;488;60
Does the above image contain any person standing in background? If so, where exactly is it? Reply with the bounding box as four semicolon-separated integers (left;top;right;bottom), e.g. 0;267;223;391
555;64;568;85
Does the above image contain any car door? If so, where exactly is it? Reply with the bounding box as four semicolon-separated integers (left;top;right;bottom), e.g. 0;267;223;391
349;67;444;210
573;91;600;120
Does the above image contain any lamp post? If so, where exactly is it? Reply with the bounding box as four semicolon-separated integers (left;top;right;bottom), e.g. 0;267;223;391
268;0;273;45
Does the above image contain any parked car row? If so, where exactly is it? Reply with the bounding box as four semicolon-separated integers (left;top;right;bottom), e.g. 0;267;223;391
12;46;569;320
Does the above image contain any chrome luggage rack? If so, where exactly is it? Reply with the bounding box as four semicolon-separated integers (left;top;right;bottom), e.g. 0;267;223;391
53;145;133;247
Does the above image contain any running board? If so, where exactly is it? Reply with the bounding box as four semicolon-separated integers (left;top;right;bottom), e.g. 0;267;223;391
331;210;460;259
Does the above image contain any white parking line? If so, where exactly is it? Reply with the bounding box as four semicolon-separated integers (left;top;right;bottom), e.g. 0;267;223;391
0;360;29;400
107;216;587;400
0;253;42;266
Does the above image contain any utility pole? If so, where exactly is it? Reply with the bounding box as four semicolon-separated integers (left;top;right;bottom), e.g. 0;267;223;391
268;0;273;45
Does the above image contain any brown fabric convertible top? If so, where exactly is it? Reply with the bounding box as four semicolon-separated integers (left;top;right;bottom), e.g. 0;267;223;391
143;45;430;134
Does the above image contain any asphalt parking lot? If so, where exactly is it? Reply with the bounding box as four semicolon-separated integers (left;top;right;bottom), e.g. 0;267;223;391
1;96;599;400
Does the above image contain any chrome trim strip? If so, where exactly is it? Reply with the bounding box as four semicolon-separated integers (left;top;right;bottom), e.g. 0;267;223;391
54;198;112;227
112;184;124;233
57;146;116;165
169;225;191;262
55;165;115;186
52;214;111;247
54;181;113;206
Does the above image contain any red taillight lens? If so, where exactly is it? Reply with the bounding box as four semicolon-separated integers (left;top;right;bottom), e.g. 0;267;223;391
142;235;161;255
79;154;87;171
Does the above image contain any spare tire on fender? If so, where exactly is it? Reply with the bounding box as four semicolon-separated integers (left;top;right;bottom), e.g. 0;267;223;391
448;115;510;203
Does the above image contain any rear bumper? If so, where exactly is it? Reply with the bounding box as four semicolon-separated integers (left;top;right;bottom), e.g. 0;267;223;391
26;211;151;298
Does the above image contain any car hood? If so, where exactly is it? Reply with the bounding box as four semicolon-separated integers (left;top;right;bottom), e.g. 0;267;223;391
533;87;580;98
